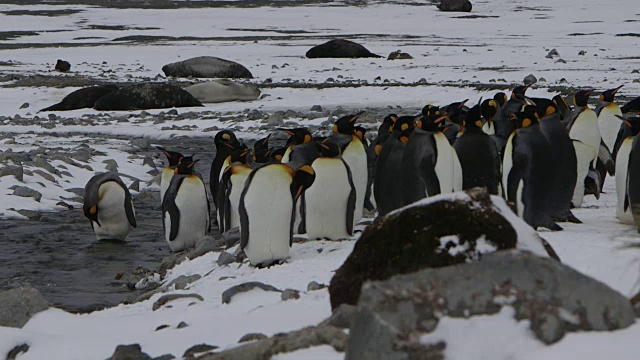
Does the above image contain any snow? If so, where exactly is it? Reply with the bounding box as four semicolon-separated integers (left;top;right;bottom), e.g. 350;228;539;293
1;0;639;359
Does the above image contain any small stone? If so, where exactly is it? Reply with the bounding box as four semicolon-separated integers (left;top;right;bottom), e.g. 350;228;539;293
539;77;547;82
47;114;57;120
222;282;281;304
20;102;29;109
129;180;140;192
238;332;268;343
247;110;264;120
523;74;537;85
281;289;300;301
167;109;178;116
139;110;150;118
326;77;335;82
103;159;119;172
559;78;568;83
155;324;170;331
310;105;323;112
12;186;42;202
578;50;586;56
165;274;201;290
152;293;204;311
556;58;567;64
217;251;237;266
6;343;29;360
307;281;326;291
182;344;218;359
0;165;24;181
546;48;559;58
177;321;189;329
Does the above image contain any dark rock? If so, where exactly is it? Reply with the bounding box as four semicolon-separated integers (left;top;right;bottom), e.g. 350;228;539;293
546;49;559;58
438;0;472;12
306;39;381;59
182;344;218;359
319;304;357;329
155;324;170;331
346;250;636;359
524;74;537;85
167;109;178;116
19;102;29;109
15;209;43;221
191;235;223;258
162;56;252;79
307;281;326;291
151;355;175;360
310;105;323;112
556;58;567;64
198;326;347;360
132;139;151;150
267;111;285;126
281;289;300;301
216;251;238;266
177;321;189;329
152;293;204;311
94;83;202;111
6;343;29;360
387;50;413;60
109;344;152;360
329;188;558;310
54;59;71;72
222;282;281;304
12;186;42;202
239;332;268;343
0;165;23;181
165;274;201;290
158;252;188;277
103;159;118;172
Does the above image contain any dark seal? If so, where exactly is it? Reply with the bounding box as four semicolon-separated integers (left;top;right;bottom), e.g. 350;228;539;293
306;39;382;59
438;0;473;12
161;56;253;79
39;84;119;112
93;83;203;111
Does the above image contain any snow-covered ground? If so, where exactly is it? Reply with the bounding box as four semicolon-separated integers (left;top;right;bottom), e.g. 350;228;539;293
1;0;639;359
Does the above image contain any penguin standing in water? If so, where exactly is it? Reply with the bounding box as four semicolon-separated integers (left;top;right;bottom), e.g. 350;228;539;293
536;101;581;223
375;116;415;216
157;147;184;204
217;147;250;233
210;130;241;210
615;116;640;225
163;156;210;252
453;102;501;194
502;110;561;231
239;163;315;267
84;172;137;241
331;112;367;226
305;139;356;240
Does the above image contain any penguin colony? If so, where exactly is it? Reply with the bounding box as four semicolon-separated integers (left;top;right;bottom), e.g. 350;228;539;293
83;86;640;267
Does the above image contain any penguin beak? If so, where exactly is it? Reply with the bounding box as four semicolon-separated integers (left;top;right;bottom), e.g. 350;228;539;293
434;115;450;123
350;111;365;122
458;99;469;108
611;85;624;94
278;128;295;136
223;142;236;150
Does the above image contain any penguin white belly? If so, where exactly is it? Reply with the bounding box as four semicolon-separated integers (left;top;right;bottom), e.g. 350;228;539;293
342;140;367;225
305;159;352;240
94;182;132;241
165;177;209;252
228;169;251;230
616;138;634;224
218;158;231;184
598;105;622;153
572;140;597;208
501;133;515;202
451;147;463;192
242;166;293;266
160;167;174;203
482;121;495;136
434;133;454;194
569;108;600;163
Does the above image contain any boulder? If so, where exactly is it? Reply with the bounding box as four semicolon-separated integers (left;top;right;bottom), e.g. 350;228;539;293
108;344;152;360
222;282;281;304
329;188;558;309
438;0;472;12
306;39;381;59
94;83;202;111
0;287;49;328
387;50;413;60
162;56;253;79
198;326;347;360
346;250;636;359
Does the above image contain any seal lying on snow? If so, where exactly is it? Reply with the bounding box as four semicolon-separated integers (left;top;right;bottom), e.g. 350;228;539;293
93;83;202;111
162;56;253;79
40;84;119;112
185;80;260;103
306;39;382;59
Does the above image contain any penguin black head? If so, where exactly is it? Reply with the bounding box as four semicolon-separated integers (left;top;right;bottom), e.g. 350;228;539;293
481;99;498;121
381;114;398;134
156;146;184;168
317;138;342;158
291;165;316;201
278;128;312;145
228;145;249;164
599;85;623;103
393;116;416;134
573;89;593;107
373;134;390;157
354;126;367;141
511;112;538;129
270;146;288;162
214;130;241;151
463;104;483;129
494;92;508;107
83;200;100;227
334;111;364;135
175;156;199;175
421;104;441;119
398;126;414;144
616;115;640;136
253;134;271;152
534;99;558;119
511;85;530;100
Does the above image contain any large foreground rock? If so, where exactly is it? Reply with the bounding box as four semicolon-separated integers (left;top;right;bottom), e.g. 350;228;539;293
93;83;202;111
162;56;253;79
0;287;49;328
329;188;558;309
306;39;381;59
346;251;636;359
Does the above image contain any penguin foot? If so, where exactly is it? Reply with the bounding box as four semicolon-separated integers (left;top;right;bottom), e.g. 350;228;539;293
564;212;582;224
538;221;563;231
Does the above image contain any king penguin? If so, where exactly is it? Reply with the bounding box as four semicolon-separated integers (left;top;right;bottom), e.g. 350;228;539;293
453;102;501;195
377;114;398;138
305;139;356;240
210;130;241;210
279;128;313;163
502;110;561;231
615;116;640;224
239;163;315;267
83;172;137;241
331;112;368;226
163;157;210;252
597;85;624;153
217;147;250;233
252;134;272;163
157;147;184;204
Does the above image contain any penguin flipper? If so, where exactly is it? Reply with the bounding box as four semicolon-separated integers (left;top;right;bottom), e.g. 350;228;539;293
507;152;527;205
420;160;441;197
297;194;306;236
217;171;231;233
598;141;616;176
167;198;181;242
123;187;137;228
342;159;356;236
